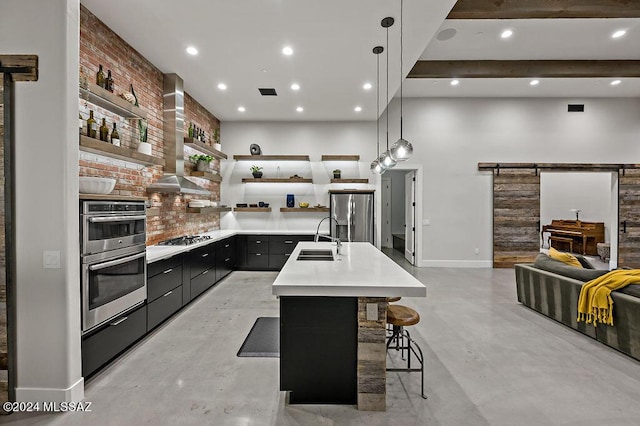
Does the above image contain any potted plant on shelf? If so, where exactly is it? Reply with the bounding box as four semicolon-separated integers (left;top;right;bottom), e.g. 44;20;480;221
190;154;213;171
213;128;221;151
333;169;341;179
251;165;263;178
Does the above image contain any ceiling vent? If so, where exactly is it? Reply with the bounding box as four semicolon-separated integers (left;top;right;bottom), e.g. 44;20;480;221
568;104;585;112
259;88;277;96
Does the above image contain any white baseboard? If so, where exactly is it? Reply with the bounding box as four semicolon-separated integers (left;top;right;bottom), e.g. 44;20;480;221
16;377;84;403
419;259;493;268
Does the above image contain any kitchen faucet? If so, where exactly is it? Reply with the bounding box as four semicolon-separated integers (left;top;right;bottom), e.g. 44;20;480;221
314;216;342;255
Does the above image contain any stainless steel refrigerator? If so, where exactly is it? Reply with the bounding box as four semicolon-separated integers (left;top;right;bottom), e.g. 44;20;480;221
330;190;375;244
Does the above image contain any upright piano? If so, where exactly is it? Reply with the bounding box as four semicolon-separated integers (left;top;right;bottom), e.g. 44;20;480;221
541;220;605;256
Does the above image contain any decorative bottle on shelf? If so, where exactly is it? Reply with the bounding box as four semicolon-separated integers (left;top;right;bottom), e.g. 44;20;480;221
86;110;96;138
110;123;120;146
79;113;84;135
96;65;106;88
99;118;109;142
188;123;194;138
287;194;295;208
106;70;114;92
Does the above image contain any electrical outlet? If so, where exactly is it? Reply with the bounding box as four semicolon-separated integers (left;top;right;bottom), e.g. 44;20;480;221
474;248;480;255
43;250;61;269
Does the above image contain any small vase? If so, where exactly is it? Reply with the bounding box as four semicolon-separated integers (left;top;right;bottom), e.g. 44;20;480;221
333;173;341;179
252;171;263;178
197;160;208;172
137;142;152;155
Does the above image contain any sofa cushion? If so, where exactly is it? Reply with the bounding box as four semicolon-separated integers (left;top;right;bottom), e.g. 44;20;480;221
574;254;595;269
533;253;609;282
618;284;640;298
548;247;583;268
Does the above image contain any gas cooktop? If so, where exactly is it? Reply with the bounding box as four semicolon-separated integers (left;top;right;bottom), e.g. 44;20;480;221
158;235;212;246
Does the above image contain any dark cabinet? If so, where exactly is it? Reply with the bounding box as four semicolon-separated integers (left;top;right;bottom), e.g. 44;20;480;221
82;304;147;377
216;236;236;282
269;235;315;270
236;234;315;271
147;254;183;331
191;268;215;298
236;235;248;268
190;244;215;279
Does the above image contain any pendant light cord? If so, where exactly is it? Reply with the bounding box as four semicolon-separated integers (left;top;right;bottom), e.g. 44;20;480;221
376;52;380;157
400;0;404;140
386;24;389;150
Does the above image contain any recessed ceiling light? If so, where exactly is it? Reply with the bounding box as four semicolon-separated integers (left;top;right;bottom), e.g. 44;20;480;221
363;82;373;90
291;83;300;91
296;106;304;112
501;29;513;39
530;79;540;86
612;30;627;39
282;46;294;56
450;79;459;86
354;106;362;112
217;83;227;90
186;46;198;55
611;79;622;86
237;106;246;112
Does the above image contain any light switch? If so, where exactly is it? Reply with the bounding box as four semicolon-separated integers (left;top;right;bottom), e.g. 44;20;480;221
366;303;378;321
43;251;61;269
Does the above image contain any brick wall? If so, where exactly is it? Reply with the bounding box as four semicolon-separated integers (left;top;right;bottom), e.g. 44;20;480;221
79;6;222;245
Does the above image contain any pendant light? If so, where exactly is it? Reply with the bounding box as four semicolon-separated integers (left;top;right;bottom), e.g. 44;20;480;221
380;16;396;171
390;0;413;162
370;45;385;174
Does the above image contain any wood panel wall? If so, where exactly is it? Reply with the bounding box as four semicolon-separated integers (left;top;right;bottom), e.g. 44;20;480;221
493;169;541;268
618;169;640;268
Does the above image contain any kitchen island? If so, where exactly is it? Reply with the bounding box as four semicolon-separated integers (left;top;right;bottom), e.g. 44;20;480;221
273;241;426;411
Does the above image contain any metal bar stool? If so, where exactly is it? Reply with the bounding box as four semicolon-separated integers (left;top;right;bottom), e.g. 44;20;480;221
386;304;427;399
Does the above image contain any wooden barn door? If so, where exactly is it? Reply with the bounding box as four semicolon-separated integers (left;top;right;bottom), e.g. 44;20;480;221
618;169;640;268
493;169;541;268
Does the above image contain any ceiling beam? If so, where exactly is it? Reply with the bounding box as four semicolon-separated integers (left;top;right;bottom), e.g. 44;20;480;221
447;0;640;19
408;60;640;79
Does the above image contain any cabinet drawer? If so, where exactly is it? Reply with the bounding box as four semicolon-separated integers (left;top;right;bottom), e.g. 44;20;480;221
147;287;182;331
247;252;269;269
82;305;147;377
217;237;236;259
190;245;215;278
147;264;182;303
269;237;299;255
269;253;291;270
148;254;182;278
191;267;215;299
248;236;269;254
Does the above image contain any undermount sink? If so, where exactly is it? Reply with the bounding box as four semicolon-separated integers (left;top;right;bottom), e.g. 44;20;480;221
296;249;334;261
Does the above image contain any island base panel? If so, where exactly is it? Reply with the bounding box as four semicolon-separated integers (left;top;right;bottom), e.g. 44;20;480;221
280;296;357;404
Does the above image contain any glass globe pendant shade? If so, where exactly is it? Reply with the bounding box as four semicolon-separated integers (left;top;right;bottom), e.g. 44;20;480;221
380;150;396;169
370;159;385;174
390;138;413;161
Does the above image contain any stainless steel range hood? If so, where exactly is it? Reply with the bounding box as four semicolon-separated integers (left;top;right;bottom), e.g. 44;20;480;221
146;73;210;196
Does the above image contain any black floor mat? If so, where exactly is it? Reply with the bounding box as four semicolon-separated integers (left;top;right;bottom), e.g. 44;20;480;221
237;317;279;357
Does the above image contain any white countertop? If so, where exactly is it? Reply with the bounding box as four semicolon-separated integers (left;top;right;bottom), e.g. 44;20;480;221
146;229;321;263
272;242;427;298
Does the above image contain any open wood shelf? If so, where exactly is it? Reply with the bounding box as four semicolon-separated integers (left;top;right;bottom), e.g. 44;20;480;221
146;207;160;216
188;170;222;182
186;206;231;214
241;178;313;183
79;135;164;166
234;207;272;212
184;138;228;160
280;207;330;213
321;155;360;161
233;155;310;161
78;194;147;201
79;82;147;120
331;178;369;184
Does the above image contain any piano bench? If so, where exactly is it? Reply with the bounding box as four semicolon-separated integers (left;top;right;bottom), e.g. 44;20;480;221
550;236;574;253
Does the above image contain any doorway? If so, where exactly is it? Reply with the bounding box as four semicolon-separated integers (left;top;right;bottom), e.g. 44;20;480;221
380;168;417;266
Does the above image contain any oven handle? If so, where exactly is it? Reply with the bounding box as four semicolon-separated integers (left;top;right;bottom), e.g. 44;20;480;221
89;252;146;271
88;215;146;223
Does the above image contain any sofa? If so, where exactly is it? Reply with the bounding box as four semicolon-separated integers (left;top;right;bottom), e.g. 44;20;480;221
515;254;640;362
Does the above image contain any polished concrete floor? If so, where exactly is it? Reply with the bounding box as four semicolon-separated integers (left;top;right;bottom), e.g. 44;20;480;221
4;255;640;425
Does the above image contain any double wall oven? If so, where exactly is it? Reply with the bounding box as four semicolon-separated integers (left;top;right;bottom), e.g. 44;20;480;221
81;200;146;334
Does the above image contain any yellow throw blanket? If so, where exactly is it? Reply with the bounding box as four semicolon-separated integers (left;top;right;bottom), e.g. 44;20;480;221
577;269;640;326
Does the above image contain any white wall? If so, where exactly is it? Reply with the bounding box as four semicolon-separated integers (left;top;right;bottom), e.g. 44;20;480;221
222;97;640;267
540;172;613;242
0;0;83;402
220;122;377;234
